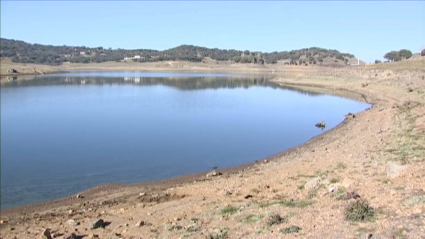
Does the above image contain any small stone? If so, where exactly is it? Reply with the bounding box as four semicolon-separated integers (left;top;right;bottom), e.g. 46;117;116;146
40;229;52;239
0;220;6;224
341;178;353;188
135;221;145;227
88;234;99;239
139;192;146;197
244;194;253;199
304;177;321;191
76;194;82;199
68;209;74;214
90;219;104;229
264;159;269;163
206;170;222;178
67;219;79;226
387;162;409;179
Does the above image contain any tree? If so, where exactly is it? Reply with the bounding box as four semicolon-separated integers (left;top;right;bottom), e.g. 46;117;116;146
398;49;412;59
384;51;400;62
422;49;425;56
375;60;382;64
384;49;412;62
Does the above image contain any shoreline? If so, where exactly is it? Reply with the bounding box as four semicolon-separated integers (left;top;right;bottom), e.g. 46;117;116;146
0;77;371;213
1;60;424;238
0;72;373;214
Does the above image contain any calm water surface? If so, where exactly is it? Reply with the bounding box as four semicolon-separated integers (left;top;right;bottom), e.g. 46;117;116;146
0;72;370;209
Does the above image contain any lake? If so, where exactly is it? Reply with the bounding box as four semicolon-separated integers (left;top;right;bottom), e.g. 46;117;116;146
0;72;370;209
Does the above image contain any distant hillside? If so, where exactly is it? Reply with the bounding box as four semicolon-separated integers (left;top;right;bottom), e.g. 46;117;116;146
0;38;356;66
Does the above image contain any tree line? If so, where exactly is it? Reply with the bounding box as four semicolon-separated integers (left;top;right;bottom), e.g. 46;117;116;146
1;38;356;66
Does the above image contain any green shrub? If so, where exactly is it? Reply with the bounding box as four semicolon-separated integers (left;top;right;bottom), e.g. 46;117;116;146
221;206;238;215
345;199;376;222
282;225;302;234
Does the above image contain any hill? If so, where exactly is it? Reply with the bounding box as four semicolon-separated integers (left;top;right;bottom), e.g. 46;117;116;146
0;38;356;66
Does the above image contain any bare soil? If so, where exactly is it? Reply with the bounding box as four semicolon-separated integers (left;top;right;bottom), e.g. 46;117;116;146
1;59;425;239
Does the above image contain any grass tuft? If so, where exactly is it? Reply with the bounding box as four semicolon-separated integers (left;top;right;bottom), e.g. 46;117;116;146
345;199;376;222
221;206;238;215
281;225;302;234
279;199;313;208
242;214;263;224
208;228;229;239
266;213;287;226
330;178;340;184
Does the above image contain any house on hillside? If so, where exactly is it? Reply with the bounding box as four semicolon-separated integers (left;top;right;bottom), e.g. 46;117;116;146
133;55;141;59
80;51;86;55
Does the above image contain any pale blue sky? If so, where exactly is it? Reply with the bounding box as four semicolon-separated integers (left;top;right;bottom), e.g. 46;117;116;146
1;1;424;62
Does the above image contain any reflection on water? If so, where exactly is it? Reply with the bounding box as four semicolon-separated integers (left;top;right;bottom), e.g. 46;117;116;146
1;72;370;209
2;73;322;96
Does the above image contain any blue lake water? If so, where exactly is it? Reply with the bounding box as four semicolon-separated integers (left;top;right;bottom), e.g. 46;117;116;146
0;72;370;209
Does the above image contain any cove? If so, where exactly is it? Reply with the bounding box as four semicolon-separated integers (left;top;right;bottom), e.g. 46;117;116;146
0;72;370;209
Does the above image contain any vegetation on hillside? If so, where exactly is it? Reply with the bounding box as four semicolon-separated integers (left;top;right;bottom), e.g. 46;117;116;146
1;38;355;66
383;49;413;62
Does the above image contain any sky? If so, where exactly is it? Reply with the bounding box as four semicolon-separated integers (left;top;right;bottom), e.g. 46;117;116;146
1;1;424;62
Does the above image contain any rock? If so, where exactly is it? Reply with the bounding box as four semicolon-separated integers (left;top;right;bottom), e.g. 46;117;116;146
344;113;356;119
88;234;99;239
76;194;83;199
224;190;232;196
63;233;78;239
68;209;74;214
90;219;104;229
40;229;52;239
315;121;325;128
341;178;353;188
67;219;79;226
135;221;145;227
244;194;253;199
304;177;321;191
387;161;409;179
0;220;6;224
360;233;374;239
206;170;222;178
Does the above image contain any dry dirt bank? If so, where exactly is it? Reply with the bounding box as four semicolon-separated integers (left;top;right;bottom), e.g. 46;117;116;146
0;60;424;239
